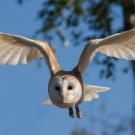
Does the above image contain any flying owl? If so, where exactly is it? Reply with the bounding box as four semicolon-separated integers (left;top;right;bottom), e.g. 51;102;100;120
0;29;135;118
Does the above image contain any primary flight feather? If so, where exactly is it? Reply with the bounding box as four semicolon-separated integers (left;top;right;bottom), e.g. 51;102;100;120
0;29;134;118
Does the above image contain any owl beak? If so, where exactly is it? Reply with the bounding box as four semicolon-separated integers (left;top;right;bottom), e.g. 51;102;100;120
60;90;66;101
60;93;66;101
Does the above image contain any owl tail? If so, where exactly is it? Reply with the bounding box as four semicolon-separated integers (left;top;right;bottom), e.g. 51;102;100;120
82;84;110;102
42;98;52;105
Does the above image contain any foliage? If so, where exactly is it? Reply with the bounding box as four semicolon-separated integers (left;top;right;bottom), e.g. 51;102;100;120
17;0;135;79
71;127;95;135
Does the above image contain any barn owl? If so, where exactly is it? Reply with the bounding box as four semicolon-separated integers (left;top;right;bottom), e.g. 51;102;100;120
0;29;135;118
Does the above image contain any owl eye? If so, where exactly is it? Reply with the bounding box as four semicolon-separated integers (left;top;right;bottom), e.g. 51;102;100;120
68;85;73;90
55;86;60;91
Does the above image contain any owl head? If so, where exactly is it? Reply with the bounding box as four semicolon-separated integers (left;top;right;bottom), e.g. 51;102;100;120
48;73;83;108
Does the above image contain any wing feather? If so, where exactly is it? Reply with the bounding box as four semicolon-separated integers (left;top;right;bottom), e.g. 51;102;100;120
82;84;110;102
6;47;21;65
0;33;61;74
77;29;135;74
0;46;16;64
17;48;26;64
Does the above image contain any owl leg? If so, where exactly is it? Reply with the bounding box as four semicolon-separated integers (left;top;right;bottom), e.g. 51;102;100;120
68;107;74;118
75;106;83;118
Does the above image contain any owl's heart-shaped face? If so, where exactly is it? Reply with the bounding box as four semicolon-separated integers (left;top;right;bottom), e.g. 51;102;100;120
48;75;82;108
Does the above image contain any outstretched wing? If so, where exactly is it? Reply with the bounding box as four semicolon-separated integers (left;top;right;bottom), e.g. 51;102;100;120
82;84;110;102
0;33;61;74
77;29;135;74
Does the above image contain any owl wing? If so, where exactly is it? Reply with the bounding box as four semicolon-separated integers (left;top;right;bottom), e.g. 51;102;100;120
0;33;61;74
77;29;135;74
82;84;110;102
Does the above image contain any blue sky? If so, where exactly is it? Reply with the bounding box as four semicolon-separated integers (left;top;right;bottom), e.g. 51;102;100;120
0;1;134;135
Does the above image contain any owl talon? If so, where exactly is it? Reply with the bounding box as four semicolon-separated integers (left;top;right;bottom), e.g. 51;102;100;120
69;108;74;118
75;106;83;118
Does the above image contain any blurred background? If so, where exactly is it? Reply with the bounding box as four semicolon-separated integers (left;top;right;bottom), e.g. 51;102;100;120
0;0;135;135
